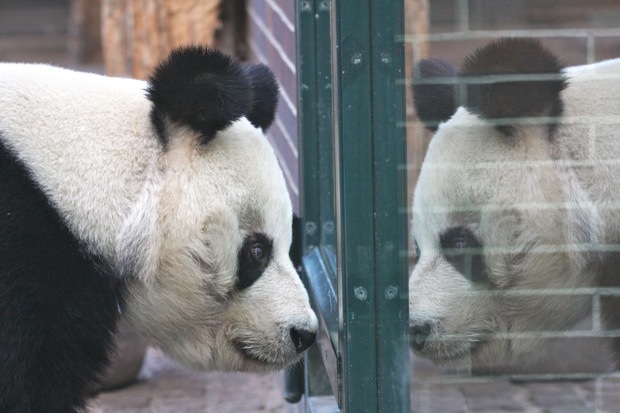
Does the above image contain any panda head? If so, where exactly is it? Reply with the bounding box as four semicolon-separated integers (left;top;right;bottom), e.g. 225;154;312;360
118;47;317;371
409;38;599;369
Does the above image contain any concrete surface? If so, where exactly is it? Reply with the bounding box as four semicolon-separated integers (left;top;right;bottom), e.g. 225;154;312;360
94;347;291;413
92;345;620;413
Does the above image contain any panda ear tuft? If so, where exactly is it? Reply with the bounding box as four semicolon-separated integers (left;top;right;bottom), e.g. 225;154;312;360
243;63;279;131
412;58;459;131
461;38;567;135
147;46;252;145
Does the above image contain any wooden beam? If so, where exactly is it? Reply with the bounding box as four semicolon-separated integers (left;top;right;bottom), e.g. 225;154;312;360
101;0;221;79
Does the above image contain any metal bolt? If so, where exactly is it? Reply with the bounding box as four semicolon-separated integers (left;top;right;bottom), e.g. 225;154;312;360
380;52;392;65
305;221;317;235
350;52;362;65
319;0;329;10
301;1;311;11
385;285;398;300
354;286;368;301
323;221;335;234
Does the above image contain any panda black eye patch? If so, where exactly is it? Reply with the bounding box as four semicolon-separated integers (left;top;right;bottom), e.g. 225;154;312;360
237;233;273;290
440;226;486;284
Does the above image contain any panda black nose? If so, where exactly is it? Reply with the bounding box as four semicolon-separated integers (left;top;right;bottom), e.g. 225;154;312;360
290;328;316;353
410;322;432;351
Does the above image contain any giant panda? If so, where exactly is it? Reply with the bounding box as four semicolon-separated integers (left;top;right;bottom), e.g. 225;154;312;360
409;38;620;372
0;46;318;412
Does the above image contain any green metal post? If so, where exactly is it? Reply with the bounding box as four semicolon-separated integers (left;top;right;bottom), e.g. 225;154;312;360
331;0;410;411
331;0;378;411
297;0;320;253
296;0;340;405
370;0;410;411
296;0;409;411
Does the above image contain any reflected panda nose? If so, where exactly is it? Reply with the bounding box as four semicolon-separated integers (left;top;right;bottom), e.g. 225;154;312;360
410;322;432;351
290;328;316;353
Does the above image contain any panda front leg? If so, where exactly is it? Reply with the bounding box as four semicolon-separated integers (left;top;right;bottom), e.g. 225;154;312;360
0;142;124;413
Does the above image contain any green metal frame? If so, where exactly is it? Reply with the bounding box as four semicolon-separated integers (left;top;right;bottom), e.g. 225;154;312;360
295;0;409;411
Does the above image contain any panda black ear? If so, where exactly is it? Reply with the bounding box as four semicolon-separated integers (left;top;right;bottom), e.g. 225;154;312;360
412;58;459;131
147;46;252;146
460;38;567;136
243;63;279;131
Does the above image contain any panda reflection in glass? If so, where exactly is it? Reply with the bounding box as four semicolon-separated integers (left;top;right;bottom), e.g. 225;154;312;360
0;47;317;412
410;38;620;372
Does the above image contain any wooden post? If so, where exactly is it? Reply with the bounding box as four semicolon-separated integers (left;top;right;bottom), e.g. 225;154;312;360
100;0;221;79
68;0;103;66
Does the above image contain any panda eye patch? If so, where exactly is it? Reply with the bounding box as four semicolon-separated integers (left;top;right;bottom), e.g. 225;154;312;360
237;233;273;290
440;227;479;251
440;226;486;284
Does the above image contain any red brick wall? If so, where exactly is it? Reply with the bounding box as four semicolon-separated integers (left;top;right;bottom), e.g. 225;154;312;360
246;0;299;213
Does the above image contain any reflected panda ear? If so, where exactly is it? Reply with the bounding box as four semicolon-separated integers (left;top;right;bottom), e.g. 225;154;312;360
461;38;567;136
147;46;252;146
412;58;459;131
243;63;279;131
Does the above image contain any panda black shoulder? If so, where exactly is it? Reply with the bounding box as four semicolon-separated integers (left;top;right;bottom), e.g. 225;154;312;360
146;46;253;146
0;138;124;411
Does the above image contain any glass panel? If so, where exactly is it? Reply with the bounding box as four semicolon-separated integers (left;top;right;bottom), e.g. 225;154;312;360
316;0;338;276
296;0;339;405
406;1;620;412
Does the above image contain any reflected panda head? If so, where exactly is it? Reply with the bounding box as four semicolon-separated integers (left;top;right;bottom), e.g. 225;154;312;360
409;38;600;369
119;47;317;371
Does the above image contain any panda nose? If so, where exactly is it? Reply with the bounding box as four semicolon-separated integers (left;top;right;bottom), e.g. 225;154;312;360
290;328;316;353
410;322;432;351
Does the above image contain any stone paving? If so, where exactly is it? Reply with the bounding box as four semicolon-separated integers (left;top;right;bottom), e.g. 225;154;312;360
94;347;292;413
93;347;620;413
409;327;620;413
412;377;620;413
411;358;618;413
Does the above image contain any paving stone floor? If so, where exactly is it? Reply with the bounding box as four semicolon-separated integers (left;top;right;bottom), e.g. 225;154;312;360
410;358;620;413
93;347;620;413
94;347;292;413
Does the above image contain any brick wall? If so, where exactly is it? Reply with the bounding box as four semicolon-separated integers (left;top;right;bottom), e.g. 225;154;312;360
246;0;299;213
422;0;620;66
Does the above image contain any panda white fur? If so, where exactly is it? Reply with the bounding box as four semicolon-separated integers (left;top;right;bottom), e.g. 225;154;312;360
0;46;318;412
409;38;620;371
